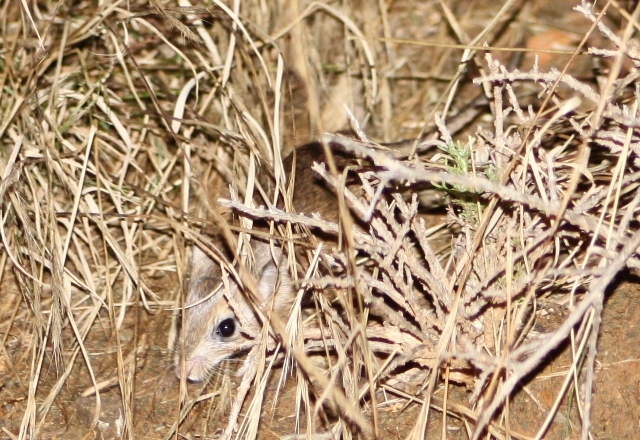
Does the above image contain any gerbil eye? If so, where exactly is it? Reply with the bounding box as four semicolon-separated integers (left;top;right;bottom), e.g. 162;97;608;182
216;318;236;338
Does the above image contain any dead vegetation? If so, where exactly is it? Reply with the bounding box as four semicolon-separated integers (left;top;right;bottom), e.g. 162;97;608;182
1;0;640;439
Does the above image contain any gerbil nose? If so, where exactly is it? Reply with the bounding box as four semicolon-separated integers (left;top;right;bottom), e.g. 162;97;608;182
182;356;210;382
175;355;208;382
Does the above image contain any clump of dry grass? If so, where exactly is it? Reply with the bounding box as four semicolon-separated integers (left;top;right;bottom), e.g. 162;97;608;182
1;0;639;439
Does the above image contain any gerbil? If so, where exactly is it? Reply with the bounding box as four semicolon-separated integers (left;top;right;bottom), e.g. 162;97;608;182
173;95;489;381
174;142;354;382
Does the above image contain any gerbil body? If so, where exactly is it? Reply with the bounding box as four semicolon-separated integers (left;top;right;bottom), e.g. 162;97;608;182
173;96;486;381
174;142;351;382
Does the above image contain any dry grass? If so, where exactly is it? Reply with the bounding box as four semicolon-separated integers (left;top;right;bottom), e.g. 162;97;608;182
1;0;639;439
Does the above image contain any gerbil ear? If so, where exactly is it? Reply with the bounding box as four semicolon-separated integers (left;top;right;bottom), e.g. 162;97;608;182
189;244;214;276
191;244;208;264
253;242;291;305
257;257;280;302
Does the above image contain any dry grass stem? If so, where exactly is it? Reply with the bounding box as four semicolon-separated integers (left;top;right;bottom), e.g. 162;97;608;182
1;0;639;438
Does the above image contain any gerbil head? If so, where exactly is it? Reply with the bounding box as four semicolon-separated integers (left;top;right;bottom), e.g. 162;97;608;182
173;238;295;382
